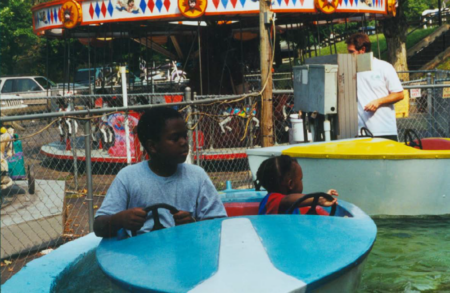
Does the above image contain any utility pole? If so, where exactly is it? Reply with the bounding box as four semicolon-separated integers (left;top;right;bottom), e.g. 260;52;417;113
438;0;445;52
438;0;443;27
259;0;274;147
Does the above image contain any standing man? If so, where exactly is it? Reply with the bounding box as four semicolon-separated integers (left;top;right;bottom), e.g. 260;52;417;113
346;33;404;141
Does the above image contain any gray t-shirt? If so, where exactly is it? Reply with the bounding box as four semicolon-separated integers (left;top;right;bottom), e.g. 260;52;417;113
96;161;227;235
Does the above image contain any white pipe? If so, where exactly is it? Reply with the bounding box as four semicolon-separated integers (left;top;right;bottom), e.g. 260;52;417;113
121;66;132;165
324;116;331;142
310;124;315;142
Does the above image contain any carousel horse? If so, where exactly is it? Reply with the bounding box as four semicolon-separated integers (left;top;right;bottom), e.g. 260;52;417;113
57;99;78;143
91;97;116;152
219;107;241;133
219;106;260;134
243;106;260;128
95;116;116;152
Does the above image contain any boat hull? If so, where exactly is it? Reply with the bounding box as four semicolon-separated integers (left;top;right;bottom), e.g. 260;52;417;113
96;199;376;292
247;139;450;216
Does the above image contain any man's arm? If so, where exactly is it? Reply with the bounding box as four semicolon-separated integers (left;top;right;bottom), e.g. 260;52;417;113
364;91;404;112
94;208;147;238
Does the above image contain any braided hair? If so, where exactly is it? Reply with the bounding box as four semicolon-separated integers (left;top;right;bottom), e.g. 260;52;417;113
255;155;296;192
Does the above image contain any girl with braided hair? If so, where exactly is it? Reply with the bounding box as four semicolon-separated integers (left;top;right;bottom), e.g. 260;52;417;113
255;155;338;215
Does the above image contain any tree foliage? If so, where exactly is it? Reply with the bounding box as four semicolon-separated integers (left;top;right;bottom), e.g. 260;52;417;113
1;0;41;75
403;0;440;23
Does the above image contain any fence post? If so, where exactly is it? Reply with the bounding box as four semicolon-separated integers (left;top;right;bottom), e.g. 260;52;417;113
120;66;132;165
193;91;201;166
185;87;194;164
70;97;79;190
427;72;434;137
248;96;254;148
84;118;94;232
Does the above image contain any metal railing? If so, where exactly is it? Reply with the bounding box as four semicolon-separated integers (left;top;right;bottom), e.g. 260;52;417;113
397;71;450;140
0;88;298;283
1;75;450;283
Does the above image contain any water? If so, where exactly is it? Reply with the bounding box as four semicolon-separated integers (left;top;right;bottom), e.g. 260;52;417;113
359;217;450;293
53;217;450;292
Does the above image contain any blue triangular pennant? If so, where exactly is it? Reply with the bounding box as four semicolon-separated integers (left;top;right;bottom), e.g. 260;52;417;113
221;0;228;8
140;0;146;13
108;0;114;16
155;0;163;12
95;2;101;18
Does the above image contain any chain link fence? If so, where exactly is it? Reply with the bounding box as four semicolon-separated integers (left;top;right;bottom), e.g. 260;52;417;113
397;70;450;140
2;71;449;284
0;92;188;283
0;89;297;283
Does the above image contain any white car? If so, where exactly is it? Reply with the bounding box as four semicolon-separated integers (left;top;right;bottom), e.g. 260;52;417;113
0;95;28;115
0;76;76;114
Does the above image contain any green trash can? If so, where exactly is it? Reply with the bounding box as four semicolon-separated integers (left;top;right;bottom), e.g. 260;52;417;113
7;134;27;180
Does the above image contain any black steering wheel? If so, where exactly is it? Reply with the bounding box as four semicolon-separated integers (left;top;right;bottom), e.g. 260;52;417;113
360;127;374;138
285;192;337;216
131;203;179;236
404;129;423;150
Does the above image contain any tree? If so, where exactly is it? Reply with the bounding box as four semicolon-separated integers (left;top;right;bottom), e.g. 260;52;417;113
404;0;439;23
0;1;42;76
382;0;410;81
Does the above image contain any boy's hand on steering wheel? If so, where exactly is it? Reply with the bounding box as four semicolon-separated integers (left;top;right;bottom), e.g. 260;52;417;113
171;210;196;226
114;208;147;231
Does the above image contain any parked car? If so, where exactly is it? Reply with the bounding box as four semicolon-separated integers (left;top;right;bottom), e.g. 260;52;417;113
0;95;28;115
0;76;77;114
358;26;376;35
75;67;141;87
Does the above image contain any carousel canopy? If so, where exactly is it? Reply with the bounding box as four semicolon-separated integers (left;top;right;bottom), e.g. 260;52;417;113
32;0;394;35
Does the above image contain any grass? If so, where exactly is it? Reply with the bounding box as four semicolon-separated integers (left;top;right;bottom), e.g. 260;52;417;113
437;57;450;70
300;27;438;61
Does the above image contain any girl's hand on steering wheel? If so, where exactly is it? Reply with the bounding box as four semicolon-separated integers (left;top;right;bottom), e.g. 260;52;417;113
319;190;338;207
318;196;338;207
327;189;339;196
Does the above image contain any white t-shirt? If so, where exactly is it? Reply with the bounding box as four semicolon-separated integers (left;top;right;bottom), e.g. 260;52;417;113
357;57;403;136
96;161;227;237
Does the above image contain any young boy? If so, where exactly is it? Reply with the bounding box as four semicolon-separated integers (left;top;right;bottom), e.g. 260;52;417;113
94;107;227;238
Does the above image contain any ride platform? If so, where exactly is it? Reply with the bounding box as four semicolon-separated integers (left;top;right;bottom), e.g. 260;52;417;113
1;180;65;259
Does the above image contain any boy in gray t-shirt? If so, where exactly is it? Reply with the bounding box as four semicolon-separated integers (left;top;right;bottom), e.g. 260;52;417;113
94;107;227;238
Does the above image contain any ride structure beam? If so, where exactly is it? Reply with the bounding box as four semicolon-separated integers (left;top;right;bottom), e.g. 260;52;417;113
170;36;184;60
260;0;274;147
133;37;177;60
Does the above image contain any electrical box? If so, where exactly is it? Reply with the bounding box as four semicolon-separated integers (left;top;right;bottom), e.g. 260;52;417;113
293;64;338;115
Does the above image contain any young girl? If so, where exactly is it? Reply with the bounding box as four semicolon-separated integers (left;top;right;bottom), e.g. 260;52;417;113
255;155;338;215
